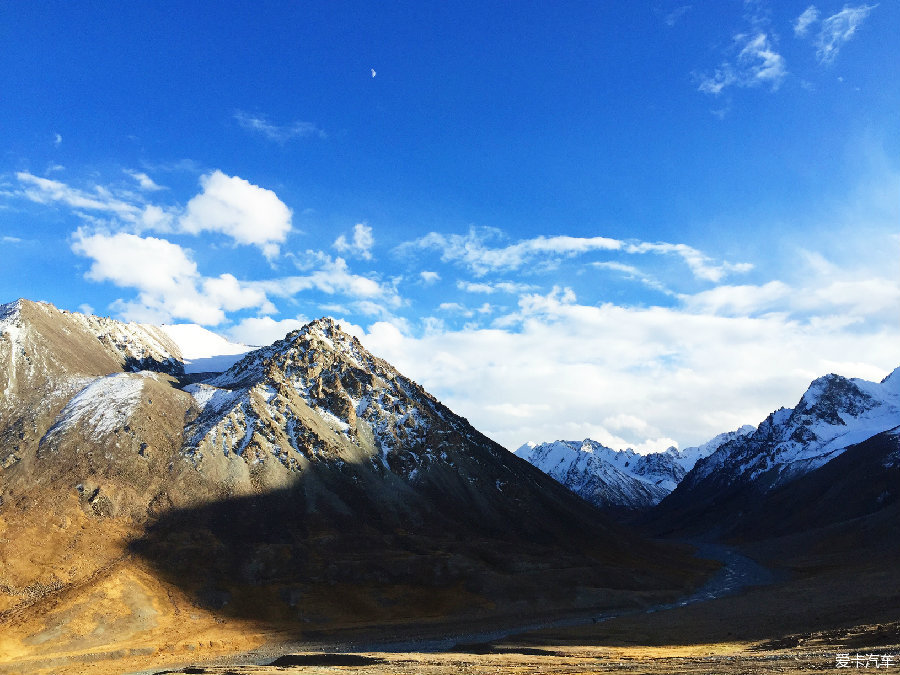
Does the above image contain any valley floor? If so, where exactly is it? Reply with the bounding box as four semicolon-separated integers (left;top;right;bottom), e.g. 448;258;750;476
2;534;897;675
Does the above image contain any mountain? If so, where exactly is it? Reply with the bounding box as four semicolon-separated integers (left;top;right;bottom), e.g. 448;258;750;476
0;300;708;671
514;427;753;511
648;368;900;537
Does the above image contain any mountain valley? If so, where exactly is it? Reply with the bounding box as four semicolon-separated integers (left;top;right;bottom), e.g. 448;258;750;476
0;298;897;675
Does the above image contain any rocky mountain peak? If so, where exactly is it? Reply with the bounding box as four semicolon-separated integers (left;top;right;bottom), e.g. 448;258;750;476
792;373;874;427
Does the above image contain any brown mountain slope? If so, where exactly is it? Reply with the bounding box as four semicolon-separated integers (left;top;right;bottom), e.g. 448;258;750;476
0;301;713;673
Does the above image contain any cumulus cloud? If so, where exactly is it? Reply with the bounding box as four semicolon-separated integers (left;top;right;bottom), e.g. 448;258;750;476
814;4;876;64
419;270;441;285
333;223;375;260
228;315;309;346
15;170;292;253
347;277;898;452
71;230;273;325
179;171;293;259
234;110;326;142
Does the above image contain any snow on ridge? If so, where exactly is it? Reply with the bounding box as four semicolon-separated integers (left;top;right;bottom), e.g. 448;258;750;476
44;373;145;439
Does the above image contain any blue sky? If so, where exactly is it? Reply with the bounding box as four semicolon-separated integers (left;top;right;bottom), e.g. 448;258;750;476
2;1;898;451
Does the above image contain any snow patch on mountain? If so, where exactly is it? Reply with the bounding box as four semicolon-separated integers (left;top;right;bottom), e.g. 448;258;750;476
0;301;24;399
159;324;252;373
43;373;146;440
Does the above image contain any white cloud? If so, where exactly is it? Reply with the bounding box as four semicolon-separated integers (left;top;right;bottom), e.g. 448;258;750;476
234;110;326;142
814;4;876;64
681;280;792;315
404;227;750;283
404;227;622;276
253;254;402;309
17;172;141;220
349;280;898;453
456;280;536;294
591;261;673;295
228;315;309;346
698;31;786;95
793;5;819;37
333;223;375;260
53;133;62;147
179;171;293;259
625;242;753;282
71;230;272;325
419;270;441;285
125;170;165;192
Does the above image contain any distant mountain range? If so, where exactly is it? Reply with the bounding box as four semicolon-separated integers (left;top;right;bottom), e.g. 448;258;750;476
517;365;899;537
515;427;754;511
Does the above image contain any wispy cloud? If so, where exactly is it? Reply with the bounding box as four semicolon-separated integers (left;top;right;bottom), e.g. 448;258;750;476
17;172;142;220
698;31;786;95
793;5;820;37
592;261;674;295
400;227;622;276
251;254;403;310
234;110;326;142
125;169;166;192
814;4;876;64
664;4;692;26
624;241;753;283
402;227;752;283
456;280;536;294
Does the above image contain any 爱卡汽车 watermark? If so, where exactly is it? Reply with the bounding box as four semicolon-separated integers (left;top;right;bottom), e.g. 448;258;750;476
836;653;896;669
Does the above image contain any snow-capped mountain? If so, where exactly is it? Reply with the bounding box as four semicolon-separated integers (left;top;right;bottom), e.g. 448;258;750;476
651;367;900;536
515;426;754;511
683;369;900;492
